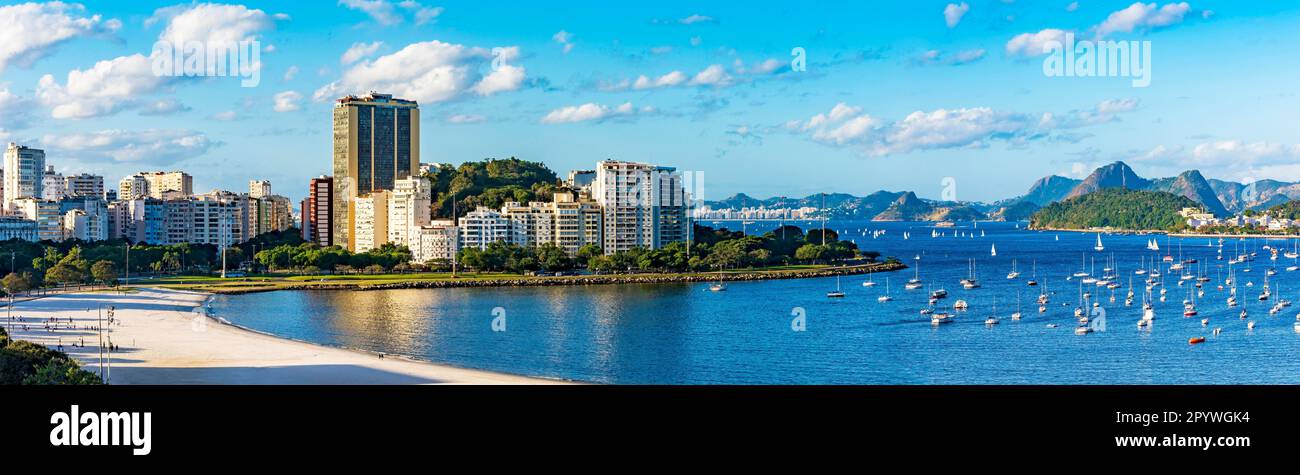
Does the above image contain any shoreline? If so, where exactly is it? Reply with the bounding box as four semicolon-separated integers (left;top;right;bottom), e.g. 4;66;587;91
5;287;564;385
175;261;907;295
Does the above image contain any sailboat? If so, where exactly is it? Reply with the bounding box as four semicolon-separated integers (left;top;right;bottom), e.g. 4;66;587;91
877;278;892;302
961;259;981;289
709;270;726;292
827;276;845;298
1007;259;1019;279
1011;291;1023;320
1026;259;1038;286
862;269;877;287
905;261;923;290
990;243;997;257
1094;234;1105;251
985;300;1000;325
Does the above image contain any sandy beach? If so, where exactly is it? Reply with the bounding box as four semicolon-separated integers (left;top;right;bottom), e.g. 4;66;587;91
2;287;562;384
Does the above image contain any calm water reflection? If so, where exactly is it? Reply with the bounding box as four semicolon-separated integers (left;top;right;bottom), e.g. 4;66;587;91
211;221;1300;384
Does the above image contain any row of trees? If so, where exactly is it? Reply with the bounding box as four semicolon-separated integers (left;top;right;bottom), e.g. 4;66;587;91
1030;189;1198;231
0;327;100;385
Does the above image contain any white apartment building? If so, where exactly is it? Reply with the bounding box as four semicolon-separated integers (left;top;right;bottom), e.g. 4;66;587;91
59;196;109;242
591;160;690;254
249;180;273;198
13;198;62;241
65;173;105;199
352;191;390;253
552;192;602;255
4;143;45;213
458;206;513;251
411;220;459;263
501;201;554;247
41;166;65;201
388;177;432;246
118;175;150;200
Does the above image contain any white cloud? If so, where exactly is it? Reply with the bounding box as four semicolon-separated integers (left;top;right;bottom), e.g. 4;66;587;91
1095;2;1191;38
1005;28;1070;57
678;14;715;25
150;3;276;45
633;71;687;89
210;110;239;121
552;30;574;54
944;3;970;28
789;100;1138;155
283;65;299;81
446;114;486;124
540;102;651;124
688;64;733;87
0;2;120;72
37;54;171;119
40;129;214;165
314;40;526;103
138;98;190;116
341;41;383;65
914;48;986;66
338;0;401;25
399;1;443;25
273;90;303;112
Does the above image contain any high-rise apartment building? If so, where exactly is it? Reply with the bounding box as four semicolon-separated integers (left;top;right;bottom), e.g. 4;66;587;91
41;166;65;200
331;92;419;250
387;177;432;247
121;171;192;199
249;180;272;198
458;206;513;251
4;143;45;212
13;198;62;241
118;175;149;200
352;191;390;253
591;160;690;254
64;173;105;199
303;176;333;247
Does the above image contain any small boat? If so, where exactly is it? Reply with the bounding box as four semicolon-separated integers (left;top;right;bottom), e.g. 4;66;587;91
1188;337;1206;345
1074;326;1091;335
953;300;969;310
930;289;948;299
1247;321;1256;330
931;312;954;326
1094;234;1105;252
827;276;845;298
1006;259;1019;279
991;243;997;256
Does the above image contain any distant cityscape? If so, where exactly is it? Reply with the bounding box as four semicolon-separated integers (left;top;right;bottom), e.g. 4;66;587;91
1;92;695;265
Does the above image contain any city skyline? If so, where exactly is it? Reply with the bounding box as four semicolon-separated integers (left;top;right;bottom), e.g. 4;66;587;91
2;1;1300;203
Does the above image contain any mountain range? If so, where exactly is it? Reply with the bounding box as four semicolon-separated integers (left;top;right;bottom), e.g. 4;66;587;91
702;161;1300;221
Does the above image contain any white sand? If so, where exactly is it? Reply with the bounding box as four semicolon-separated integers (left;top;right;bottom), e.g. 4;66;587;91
3;287;562;385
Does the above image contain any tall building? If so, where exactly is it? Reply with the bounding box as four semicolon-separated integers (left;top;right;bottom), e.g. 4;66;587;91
118;175;150;200
551;191;603;255
331;92;420;251
352;191;390;253
64;173;105;199
13;198;62;241
4;143;45;212
249;195;293;236
387;177;431;247
41;166;65;200
249;180;272;198
303;176;333;247
591;160;690;254
121;171;192;199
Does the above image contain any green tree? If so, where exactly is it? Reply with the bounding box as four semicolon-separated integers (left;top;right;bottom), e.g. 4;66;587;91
90;260;117;285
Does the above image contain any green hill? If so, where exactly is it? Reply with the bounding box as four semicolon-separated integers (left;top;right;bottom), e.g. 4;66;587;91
426;158;560;218
1029;188;1197;231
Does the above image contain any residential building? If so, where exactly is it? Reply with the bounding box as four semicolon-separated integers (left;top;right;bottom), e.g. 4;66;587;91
303;176;333;247
4;143;45;212
551;191;602;255
500;201;554;247
331;92;420;250
387;176;432;246
118;175;150;200
41;166;65;200
0;216;37;241
591;160;690;254
249;180;272;198
65;173;105;199
13;198;62;241
410;220;458;264
458;206;512;251
352;191;390;253
59;196;109;241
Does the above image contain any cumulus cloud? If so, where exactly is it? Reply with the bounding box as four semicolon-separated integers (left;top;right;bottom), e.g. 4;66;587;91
944;3;970;28
540;102;653;124
787;99;1138;155
1005;28;1070;57
40;129;215;164
341;41;383;64
688;64;733;87
340;0;441;25
0;2;120;73
283;65;299;81
273;90;303;112
314;40;526;103
1095;2;1191;38
607;63;740;91
552;30;574;54
633;71;687;89
39;4;278;119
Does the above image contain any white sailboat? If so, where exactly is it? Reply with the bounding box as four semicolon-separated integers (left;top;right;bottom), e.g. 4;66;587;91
1007;258;1019;279
827;275;845;298
877;278;892;302
1094;233;1105;252
990;243;997;257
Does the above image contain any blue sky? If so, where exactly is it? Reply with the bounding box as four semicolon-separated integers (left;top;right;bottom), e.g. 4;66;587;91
2;0;1300;203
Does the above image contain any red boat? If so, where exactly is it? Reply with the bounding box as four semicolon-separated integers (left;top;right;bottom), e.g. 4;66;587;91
1188;337;1206;345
